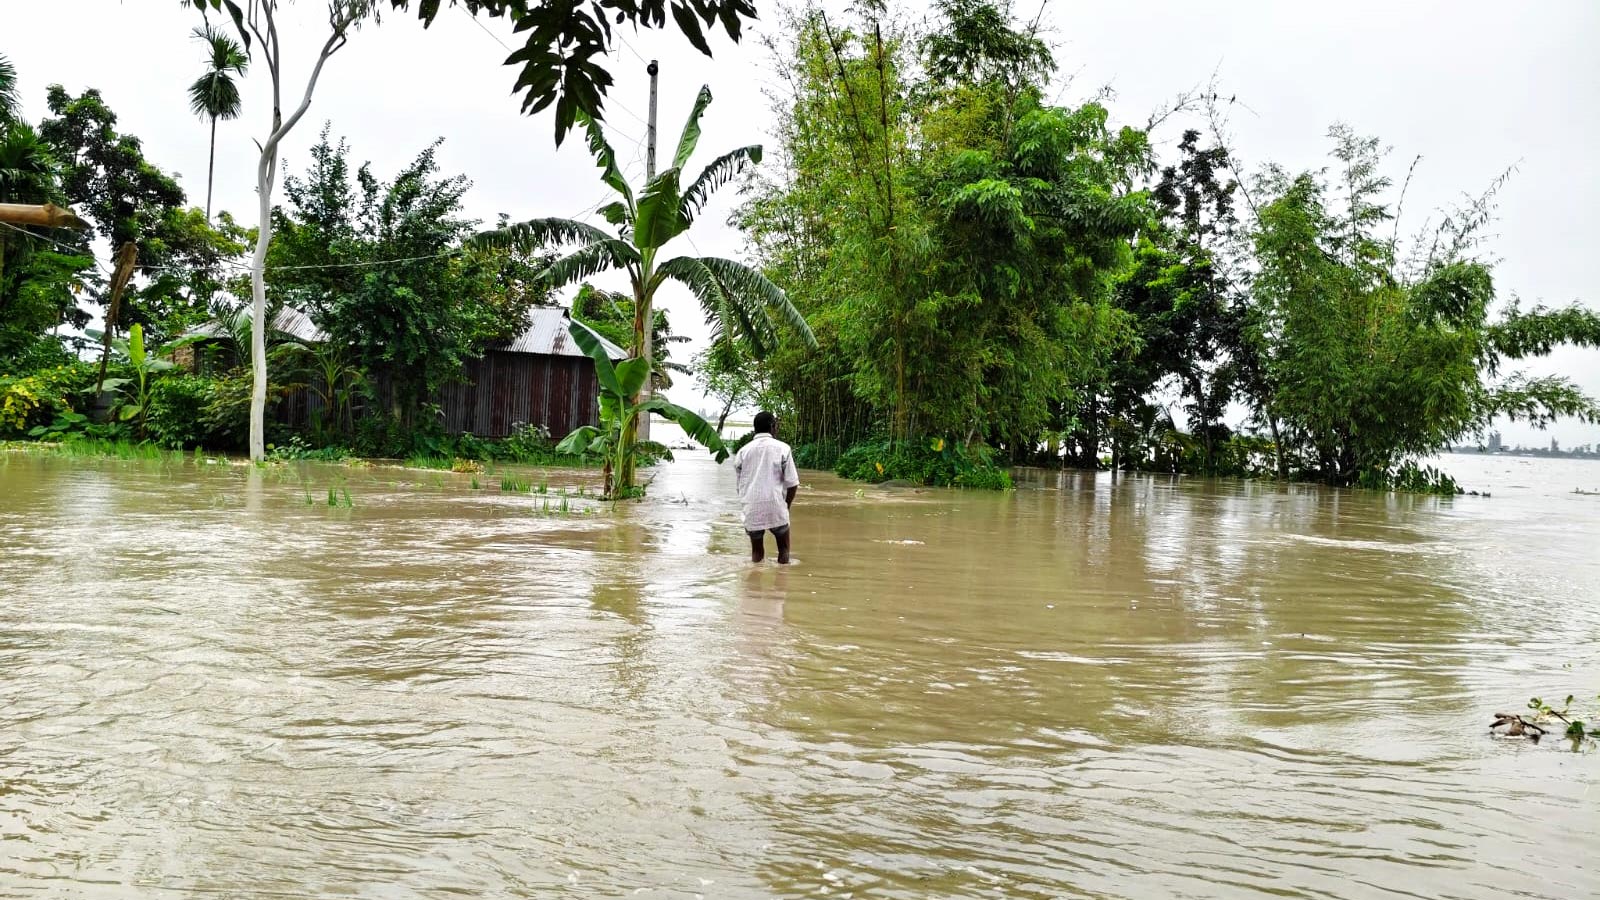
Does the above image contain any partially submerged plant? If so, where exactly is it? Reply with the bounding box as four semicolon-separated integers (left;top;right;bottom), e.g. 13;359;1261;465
554;322;727;498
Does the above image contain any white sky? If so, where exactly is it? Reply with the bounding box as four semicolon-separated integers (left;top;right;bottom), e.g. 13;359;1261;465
5;0;1597;445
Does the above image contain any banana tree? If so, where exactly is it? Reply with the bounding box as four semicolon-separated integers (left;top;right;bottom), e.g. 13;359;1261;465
554;322;727;498
473;85;816;493
100;323;176;438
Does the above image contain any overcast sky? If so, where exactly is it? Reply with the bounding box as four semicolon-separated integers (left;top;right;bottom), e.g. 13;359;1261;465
5;1;1597;445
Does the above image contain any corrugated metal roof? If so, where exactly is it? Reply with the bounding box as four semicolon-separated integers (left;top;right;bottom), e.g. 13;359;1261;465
501;307;626;359
188;305;623;360
186;307;325;343
270;307;324;343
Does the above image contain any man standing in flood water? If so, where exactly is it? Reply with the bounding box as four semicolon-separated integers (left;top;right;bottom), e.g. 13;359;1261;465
734;411;800;564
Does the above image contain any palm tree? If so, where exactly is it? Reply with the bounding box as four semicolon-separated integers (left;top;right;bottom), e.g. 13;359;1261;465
0;121;62;288
0;53;21;127
0;122;56;203
187;25;248;220
473;85;816;492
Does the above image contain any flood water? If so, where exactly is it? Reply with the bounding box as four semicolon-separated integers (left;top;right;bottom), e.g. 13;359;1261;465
2;448;1597;898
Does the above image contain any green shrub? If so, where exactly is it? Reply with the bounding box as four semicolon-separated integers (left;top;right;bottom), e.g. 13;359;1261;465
1357;460;1462;496
146;374;215;448
201;371;253;451
502;422;553;460
792;439;845;470
0;362;96;438
834;436;1012;490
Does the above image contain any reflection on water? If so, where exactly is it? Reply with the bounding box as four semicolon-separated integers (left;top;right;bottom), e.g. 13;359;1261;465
1;450;1597;898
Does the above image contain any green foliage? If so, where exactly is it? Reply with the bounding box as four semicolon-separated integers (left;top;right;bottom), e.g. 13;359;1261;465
834;436;1012;490
474;85;812;494
272;130;555;424
144;373;219;449
1;361;95;437
1356;461;1462;496
554;322;726;497
1527;694;1600;749
381;0;757;145
1249;128;1600;485
470;85;813;380
187;25;248;122
742;4;1145;456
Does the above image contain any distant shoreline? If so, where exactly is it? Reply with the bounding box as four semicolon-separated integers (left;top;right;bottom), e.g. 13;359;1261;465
1447;449;1600;462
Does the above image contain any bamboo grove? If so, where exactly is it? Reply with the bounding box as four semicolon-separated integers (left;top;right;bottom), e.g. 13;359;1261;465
716;0;1600;491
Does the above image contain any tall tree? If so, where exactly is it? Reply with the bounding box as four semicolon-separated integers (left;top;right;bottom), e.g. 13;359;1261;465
187;24;249;220
1108;129;1242;473
474;85;815;492
0;53;20;127
186;0;375;461
742;2;1145;459
271;132;552;424
1247;126;1600;485
0;55;94;361
38;85;242;342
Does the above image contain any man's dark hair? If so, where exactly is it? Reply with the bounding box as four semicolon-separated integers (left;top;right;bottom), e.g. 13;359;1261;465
753;411;777;434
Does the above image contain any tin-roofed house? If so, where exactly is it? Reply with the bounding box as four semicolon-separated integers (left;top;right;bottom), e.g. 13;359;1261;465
438;306;626;438
184;306;625;440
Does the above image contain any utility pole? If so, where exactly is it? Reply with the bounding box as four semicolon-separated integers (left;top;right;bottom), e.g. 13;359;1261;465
640;59;660;441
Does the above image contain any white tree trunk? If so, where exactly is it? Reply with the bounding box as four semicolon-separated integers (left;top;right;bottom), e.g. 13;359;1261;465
247;145;274;461
244;4;358;462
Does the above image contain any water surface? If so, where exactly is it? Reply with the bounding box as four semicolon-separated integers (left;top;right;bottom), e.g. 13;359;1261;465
2;449;1597;898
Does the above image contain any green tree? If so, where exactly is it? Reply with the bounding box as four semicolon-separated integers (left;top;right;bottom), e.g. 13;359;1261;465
272;132;554;427
38;85;241;343
0;55;94;363
1248;126;1600;486
185;0;376;461
474;85;815;492
1108;129;1242;473
554;322;727;498
741;2;1146;466
187;24;249;220
0;53;20;126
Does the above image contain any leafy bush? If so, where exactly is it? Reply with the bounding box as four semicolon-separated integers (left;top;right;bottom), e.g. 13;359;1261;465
503;421;554;459
201;371;253;451
4;335;79;375
267;434;350;461
0;362;96;438
1357;460;1463;496
146;374;215;448
835;437;1012;490
352;414;413;458
792;439;845;470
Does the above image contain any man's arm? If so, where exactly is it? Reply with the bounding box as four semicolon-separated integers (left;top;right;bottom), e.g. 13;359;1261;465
783;451;800;508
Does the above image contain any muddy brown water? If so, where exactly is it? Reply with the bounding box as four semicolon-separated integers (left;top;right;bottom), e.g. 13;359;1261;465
1;450;1597;898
